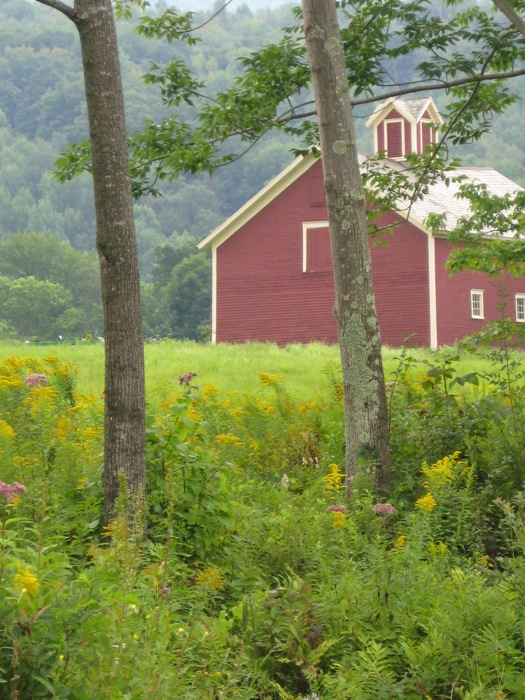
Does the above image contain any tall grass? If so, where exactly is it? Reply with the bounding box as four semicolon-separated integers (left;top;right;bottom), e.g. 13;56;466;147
0;339;515;398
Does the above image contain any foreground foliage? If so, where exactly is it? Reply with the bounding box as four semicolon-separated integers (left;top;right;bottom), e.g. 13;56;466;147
1;348;525;698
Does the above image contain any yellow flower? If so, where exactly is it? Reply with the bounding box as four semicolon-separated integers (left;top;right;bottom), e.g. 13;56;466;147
331;511;347;528
393;535;407;550
202;382;219;400
422;451;466;486
177;627;185;633
415;493;437;512
229;407;245;417
323;463;345;495
14;566;40;597
429;541;448;556
215;433;242;447
257;372;283;387
477;554;494;569
0;419;15;440
195;565;224;591
187;406;201;421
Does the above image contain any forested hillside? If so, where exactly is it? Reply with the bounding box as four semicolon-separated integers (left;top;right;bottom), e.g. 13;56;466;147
1;0;524;340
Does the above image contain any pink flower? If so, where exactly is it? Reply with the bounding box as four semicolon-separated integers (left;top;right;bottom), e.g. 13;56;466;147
178;372;197;386
0;481;26;502
373;503;397;516
327;504;346;514
24;374;48;388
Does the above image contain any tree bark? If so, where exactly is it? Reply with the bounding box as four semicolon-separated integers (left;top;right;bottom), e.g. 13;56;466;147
35;0;147;523
301;0;390;492
74;0;145;522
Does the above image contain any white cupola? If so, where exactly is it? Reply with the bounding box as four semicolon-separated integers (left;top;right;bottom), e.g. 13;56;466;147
365;97;444;160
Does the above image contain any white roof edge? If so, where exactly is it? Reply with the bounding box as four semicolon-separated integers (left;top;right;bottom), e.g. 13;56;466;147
198;151;318;250
365;96;444;128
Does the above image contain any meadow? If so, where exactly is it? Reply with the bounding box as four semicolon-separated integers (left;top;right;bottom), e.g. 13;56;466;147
1;340;525;699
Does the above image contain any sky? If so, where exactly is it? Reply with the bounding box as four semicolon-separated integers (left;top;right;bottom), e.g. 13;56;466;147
173;0;292;11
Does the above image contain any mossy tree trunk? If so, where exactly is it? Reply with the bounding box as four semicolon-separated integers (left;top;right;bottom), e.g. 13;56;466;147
301;0;390;492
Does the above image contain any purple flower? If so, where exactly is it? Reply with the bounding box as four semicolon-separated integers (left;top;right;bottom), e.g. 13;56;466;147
0;481;26;503
160;586;170;596
327;504;346;514
373;503;397;516
24;374;48;388
178;372;197;386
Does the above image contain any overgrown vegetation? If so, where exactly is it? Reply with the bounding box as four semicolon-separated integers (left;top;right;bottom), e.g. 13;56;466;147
2;341;525;698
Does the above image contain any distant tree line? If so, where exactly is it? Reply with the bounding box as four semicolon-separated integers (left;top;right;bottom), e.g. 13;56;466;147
0;233;210;341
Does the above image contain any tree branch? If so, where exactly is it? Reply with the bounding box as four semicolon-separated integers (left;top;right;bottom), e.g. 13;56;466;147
277;66;525;124
35;0;77;22
491;0;525;39
190;0;236;33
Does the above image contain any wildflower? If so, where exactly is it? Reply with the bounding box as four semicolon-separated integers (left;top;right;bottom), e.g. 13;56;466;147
331;510;347;528
160;586;170;596
257;372;283;387
177;627;185;634
178;371;197;386
429;541;448;556
14;566;40;597
327;504;346;514
393;535;407;550
0;419;15;440
323;463;345;494
373;502;397;516
281;473;291;490
0;481;26;503
202;382;218;399
422;451;464;485
477;554;494;569
415;492;437;512
215;433;243;447
24;373;48;388
195;565;224;591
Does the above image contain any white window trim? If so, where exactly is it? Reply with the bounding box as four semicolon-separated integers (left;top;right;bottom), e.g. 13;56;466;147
302;221;329;273
383;118;405;159
515;293;525;323
471;289;484;319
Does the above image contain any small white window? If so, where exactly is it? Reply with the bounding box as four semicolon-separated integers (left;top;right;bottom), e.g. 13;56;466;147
471;290;484;319
516;294;525;322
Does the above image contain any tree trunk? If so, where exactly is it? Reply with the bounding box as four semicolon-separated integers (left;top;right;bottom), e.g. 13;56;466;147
74;0;146;522
301;0;390;492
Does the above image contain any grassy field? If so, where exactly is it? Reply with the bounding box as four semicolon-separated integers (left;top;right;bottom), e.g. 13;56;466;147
0;339;492;398
3;338;525;697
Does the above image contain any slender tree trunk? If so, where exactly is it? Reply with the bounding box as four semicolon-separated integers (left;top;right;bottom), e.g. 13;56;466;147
301;0;390;492
73;0;146;522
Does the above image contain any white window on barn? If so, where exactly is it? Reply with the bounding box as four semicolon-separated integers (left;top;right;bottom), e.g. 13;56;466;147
384;119;404;159
471;290;484;319
303;222;332;273
516;294;525;322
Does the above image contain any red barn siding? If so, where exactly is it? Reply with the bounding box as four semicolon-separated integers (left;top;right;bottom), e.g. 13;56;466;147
434;238;525;345
215;159;337;345
215;159;432;347
371;213;430;346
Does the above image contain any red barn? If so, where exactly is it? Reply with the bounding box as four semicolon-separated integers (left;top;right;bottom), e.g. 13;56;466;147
198;97;525;348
